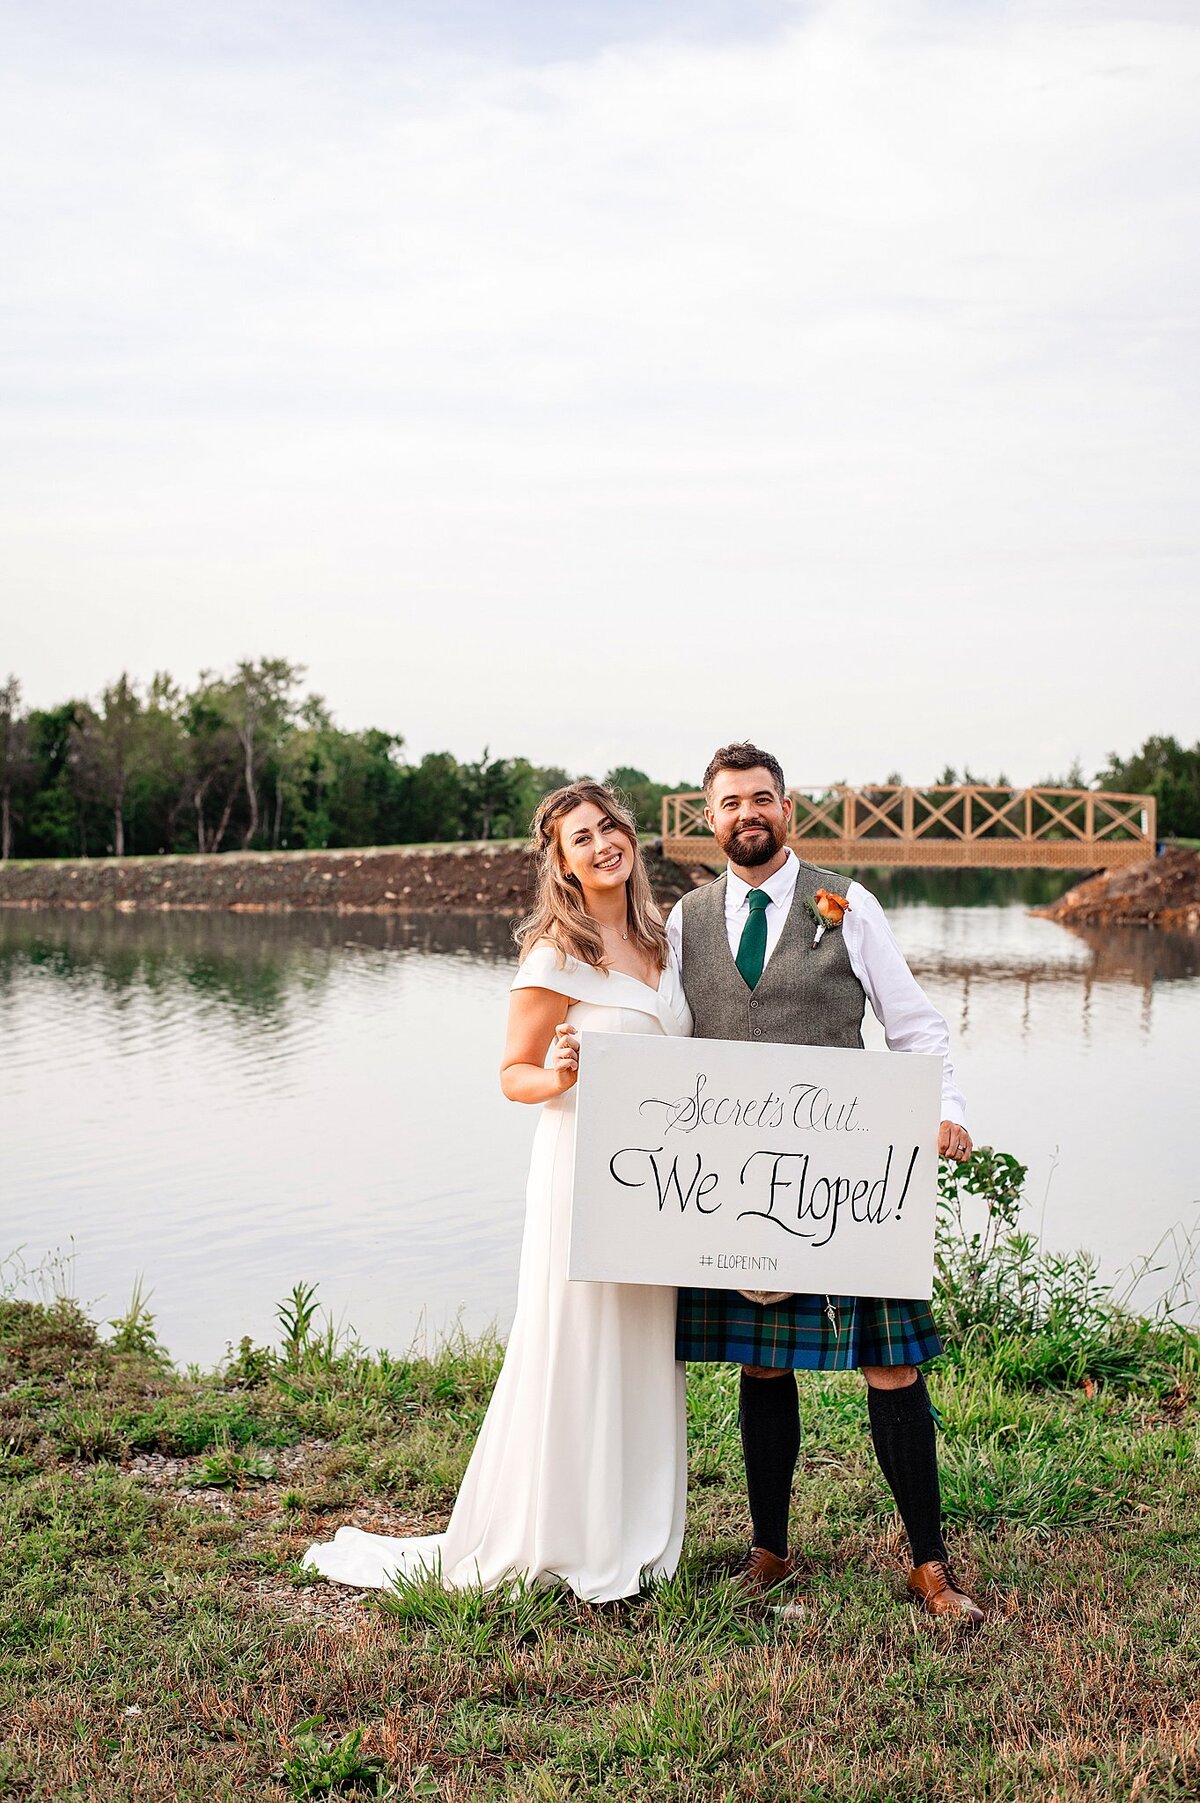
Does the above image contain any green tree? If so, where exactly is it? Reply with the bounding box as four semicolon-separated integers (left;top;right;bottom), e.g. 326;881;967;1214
603;766;697;835
505;762;574;840
0;676;33;861
127;674;189;852
279;699;336;849
183;683;243;853
69;674;152;857
289;711;407;849
330;727;407;846
460;748;524;840
1096;735;1200;841
21;703;80;856
397;752;465;843
208;658;306;850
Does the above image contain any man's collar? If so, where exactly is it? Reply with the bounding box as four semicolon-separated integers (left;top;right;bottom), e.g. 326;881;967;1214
725;847;799;910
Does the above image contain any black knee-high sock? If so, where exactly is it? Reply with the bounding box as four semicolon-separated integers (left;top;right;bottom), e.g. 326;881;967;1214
866;1371;947;1568
739;1371;800;1559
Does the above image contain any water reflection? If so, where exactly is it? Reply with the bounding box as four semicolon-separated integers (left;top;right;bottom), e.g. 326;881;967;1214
0;911;525;1057
1061;922;1200;986
893;910;1200;1043
5;905;1195;1013
0;906;520;988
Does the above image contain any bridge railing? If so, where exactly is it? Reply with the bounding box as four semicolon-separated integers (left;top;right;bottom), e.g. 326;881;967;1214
662;785;1156;870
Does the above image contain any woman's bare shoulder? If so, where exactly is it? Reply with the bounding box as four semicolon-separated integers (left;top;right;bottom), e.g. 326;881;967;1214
512;936;579;995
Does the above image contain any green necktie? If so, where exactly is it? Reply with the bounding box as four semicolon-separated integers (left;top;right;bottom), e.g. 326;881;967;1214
736;888;770;990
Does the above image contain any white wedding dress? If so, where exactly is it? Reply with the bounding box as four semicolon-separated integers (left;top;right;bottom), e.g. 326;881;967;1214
302;939;693;1604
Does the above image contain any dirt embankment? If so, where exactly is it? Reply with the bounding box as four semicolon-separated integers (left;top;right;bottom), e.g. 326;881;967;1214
1031;848;1200;931
0;842;705;916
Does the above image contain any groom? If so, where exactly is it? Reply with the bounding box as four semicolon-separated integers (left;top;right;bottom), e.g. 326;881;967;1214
666;742;984;1623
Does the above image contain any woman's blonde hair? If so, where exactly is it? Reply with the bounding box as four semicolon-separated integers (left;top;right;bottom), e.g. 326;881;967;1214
516;780;668;972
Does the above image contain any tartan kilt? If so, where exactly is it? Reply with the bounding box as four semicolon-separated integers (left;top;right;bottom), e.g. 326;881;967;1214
675;1288;942;1371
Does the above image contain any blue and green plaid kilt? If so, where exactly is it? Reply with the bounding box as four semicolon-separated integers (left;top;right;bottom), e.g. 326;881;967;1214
675;1288;942;1370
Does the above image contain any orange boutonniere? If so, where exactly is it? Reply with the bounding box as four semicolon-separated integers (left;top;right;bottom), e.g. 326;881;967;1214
809;887;850;947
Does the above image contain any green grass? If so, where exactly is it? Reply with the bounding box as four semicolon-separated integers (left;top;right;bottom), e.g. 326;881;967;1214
3;1277;1200;1802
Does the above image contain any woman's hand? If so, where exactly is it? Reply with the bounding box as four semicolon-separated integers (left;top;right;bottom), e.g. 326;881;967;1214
938;1120;973;1163
549;1023;580;1090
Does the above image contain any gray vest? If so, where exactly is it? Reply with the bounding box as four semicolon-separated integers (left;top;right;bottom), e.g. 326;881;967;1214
678;861;866;1049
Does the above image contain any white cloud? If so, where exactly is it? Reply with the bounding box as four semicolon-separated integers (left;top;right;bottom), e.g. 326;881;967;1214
2;0;1197;783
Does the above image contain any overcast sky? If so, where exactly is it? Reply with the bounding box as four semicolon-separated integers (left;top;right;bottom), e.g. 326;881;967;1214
3;0;1197;787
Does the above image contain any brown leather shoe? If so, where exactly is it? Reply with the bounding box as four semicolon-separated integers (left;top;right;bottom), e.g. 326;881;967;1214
730;1545;794;1597
907;1560;984;1625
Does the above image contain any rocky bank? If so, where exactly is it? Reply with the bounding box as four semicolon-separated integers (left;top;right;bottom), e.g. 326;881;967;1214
0;841;706;916
1031;847;1200;932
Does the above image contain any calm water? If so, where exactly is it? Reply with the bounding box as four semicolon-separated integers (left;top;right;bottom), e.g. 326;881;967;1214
4;905;1198;1366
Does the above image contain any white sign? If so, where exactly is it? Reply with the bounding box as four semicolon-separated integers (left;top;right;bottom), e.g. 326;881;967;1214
569;1033;941;1300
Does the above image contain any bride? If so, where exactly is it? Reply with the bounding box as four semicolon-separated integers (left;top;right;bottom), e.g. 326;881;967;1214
303;781;693;1602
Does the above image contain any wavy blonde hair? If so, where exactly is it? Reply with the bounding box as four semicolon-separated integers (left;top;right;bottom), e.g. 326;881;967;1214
516;780;668;972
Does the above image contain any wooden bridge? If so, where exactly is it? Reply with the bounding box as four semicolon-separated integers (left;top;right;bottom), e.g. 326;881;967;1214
661;785;1157;872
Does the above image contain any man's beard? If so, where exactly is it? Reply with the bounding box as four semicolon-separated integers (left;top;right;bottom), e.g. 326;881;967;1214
717;819;786;867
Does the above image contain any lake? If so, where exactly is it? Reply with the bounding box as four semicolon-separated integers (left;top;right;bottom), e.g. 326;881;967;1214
3;904;1198;1366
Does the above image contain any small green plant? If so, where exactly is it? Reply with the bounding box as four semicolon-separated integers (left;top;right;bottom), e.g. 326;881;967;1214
281;1718;388;1799
224;1334;276;1386
53;1404;127;1461
1;1241;78;1304
303;1312;356;1373
935;1145;1091;1341
192;1429;274;1489
936;1147;1028;1294
107;1276;167;1362
276;1282;321;1364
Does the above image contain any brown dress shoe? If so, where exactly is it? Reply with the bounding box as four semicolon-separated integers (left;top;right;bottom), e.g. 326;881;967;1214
907;1560;984;1625
730;1546;794;1597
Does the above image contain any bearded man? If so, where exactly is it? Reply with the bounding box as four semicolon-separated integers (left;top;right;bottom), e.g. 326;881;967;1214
666;742;983;1623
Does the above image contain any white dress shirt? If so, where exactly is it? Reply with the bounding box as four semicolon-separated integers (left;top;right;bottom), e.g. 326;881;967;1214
665;849;967;1126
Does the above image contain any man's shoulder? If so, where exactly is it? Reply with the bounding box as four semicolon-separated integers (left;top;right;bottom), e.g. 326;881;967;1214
678;871;727;913
791;856;851;892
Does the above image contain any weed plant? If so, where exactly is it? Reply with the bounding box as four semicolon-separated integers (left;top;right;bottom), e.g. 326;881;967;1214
193;1430;276;1490
3;1191;1199;1801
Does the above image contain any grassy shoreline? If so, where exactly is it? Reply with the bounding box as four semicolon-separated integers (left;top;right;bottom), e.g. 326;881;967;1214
4;1255;1200;1801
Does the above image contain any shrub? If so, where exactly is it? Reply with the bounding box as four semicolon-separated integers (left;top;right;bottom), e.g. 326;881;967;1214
934;1147;1199;1388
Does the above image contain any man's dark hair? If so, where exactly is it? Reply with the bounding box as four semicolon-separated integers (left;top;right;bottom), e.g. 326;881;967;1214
702;741;787;799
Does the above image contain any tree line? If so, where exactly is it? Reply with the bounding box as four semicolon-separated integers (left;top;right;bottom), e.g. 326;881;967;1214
0;661;695;860
0;662;1194;860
